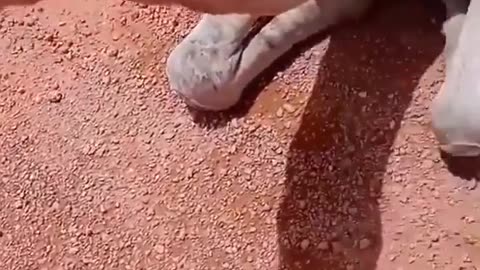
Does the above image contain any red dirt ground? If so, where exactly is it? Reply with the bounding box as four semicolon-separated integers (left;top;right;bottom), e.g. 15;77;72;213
1;0;479;269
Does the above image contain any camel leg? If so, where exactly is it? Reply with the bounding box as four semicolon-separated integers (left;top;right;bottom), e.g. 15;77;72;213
431;0;480;156
166;0;372;111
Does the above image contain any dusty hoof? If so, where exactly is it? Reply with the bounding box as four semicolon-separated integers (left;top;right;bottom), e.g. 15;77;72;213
166;39;243;111
432;120;480;157
166;15;255;111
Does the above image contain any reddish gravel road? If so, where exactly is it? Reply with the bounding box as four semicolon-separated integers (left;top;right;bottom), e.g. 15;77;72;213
1;0;479;269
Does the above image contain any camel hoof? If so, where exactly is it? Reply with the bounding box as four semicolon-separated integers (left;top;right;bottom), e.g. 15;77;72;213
431;86;480;158
166;38;244;111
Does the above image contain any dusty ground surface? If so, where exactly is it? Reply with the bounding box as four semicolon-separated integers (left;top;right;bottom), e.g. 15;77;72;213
1;0;480;269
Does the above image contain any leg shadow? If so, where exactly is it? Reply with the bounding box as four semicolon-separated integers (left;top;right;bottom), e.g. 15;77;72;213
277;1;445;269
440;152;480;182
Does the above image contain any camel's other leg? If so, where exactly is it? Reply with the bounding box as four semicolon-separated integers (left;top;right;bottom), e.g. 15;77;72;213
166;0;372;111
431;0;480;156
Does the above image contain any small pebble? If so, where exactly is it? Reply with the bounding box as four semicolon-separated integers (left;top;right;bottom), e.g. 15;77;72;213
107;48;119;57
300;239;310;250
359;238;371;250
282;103;296;113
318;241;329;251
47;91;63;103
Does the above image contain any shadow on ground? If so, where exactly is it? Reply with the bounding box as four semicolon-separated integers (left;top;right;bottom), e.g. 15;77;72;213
277;1;445;269
440;152;480;182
